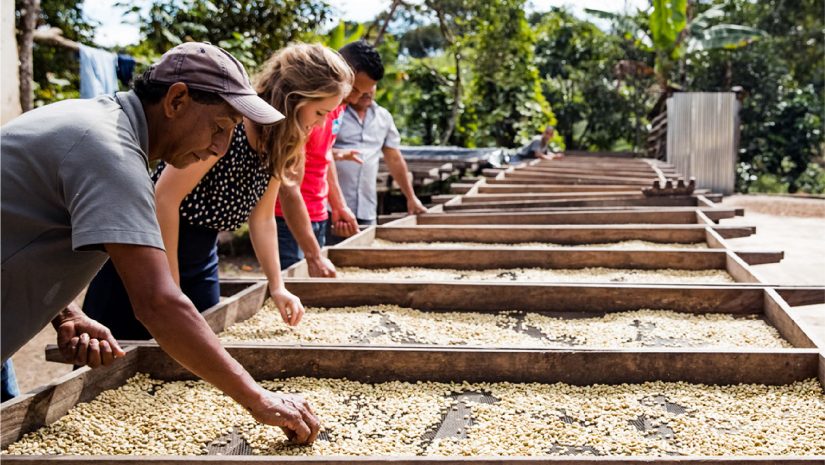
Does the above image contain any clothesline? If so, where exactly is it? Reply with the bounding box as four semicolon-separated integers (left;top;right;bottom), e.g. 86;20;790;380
32;27;142;98
32;27;148;65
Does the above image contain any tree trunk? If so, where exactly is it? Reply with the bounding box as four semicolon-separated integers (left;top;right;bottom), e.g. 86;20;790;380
725;51;733;89
440;51;461;145
18;0;40;113
372;0;403;47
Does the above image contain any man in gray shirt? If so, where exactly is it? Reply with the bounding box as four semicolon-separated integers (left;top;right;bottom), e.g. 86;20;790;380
333;42;426;226
1;42;319;444
514;125;560;161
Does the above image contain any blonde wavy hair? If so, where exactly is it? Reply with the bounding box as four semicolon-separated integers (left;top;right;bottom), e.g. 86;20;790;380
254;43;354;181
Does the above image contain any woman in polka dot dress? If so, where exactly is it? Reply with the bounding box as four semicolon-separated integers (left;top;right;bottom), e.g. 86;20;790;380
83;44;354;339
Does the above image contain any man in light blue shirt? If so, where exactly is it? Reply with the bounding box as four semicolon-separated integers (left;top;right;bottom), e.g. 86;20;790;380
333;84;426;224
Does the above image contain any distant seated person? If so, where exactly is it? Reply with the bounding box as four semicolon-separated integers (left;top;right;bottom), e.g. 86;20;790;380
514;125;561;161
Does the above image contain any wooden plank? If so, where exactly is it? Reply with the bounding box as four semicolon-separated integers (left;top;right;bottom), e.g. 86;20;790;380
461;191;643;202
733;251;785;266
450;183;474;194
696;195;717;208
377;225;712;244
704;225;730;248
776;287;825;307
330;225;375;248
418;209;730;226
444;196;698;211
479;183;643;192
3;455;823;464
430;194;456;204
284;281;766;315
139;345;820;387
763;289;818;348
725;251;762;284
715;225;756;239
327;248;729;271
820;353;825;392
501;173;653;186
380;224;755;244
201;281;268;334
1;347;140;448
382;214;417;226
518;166;663;177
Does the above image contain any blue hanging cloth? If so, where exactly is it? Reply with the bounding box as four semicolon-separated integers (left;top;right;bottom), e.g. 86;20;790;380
117;54;137;87
79;44;119;98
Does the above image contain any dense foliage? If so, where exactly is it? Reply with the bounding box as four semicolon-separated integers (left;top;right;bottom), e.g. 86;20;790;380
16;0;824;192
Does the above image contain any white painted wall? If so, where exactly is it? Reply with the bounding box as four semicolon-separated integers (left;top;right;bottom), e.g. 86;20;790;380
1;0;22;125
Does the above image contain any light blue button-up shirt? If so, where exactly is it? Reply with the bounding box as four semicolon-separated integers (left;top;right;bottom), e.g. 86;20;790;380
333;102;401;221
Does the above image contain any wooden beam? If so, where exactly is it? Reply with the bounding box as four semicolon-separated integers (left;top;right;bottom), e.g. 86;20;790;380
501;172;653;186
327;247;729;271
518;166;667;177
763;289;818;348
377;225;710;244
444;196;698;211
284;281;766;314
775;287;825;307
3;453;824;464
377;224;755;244
479;183;642;192
704;225;731;248
715;225;756;239
138;345;820;387
724;251;762;284
201;281;268;334
733;250;785;266
418;209;736;225
449;183;475;194
460;191;643;202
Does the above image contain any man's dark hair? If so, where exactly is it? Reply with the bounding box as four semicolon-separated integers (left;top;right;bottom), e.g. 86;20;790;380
132;71;225;105
339;40;384;81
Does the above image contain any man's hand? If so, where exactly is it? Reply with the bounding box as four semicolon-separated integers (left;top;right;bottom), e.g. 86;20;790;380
406;196;428;215
269;284;305;326
332;148;363;164
307;255;337;278
247;390;321;445
330;206;359;238
52;303;126;368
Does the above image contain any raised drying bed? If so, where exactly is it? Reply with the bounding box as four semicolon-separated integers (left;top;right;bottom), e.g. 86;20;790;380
415;207;741;225
3;341;823;462
344;223;759;250
285;248;772;285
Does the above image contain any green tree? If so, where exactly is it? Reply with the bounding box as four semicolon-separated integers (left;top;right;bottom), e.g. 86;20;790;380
468;0;556;148
687;0;824;193
127;0;331;71
534;8;649;151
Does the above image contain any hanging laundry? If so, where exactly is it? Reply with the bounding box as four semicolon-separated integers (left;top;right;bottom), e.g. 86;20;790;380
79;44;119;98
117;54;137;87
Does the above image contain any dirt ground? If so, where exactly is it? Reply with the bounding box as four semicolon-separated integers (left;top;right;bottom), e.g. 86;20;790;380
7;194;825;394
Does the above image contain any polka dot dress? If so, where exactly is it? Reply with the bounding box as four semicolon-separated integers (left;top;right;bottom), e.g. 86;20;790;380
153;123;270;231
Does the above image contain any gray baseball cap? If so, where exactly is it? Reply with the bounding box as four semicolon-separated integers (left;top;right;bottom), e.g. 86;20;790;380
147;42;284;125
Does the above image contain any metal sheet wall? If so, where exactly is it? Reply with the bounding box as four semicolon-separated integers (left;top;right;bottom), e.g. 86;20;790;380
666;92;738;194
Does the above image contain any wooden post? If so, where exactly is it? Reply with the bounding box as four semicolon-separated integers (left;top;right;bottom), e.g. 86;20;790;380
18;0;40;113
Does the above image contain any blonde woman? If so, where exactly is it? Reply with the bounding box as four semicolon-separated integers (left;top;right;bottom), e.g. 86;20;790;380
84;44;354;338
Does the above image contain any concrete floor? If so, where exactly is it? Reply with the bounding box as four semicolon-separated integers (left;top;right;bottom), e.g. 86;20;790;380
7;196;825;393
720;196;825;347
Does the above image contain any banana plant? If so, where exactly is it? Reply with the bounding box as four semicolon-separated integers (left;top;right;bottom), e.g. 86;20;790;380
325;21;364;50
586;2;766;86
684;7;766;53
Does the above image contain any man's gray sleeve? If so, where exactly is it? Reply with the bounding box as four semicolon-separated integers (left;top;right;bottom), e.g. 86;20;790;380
383;111;402;149
60;135;164;252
